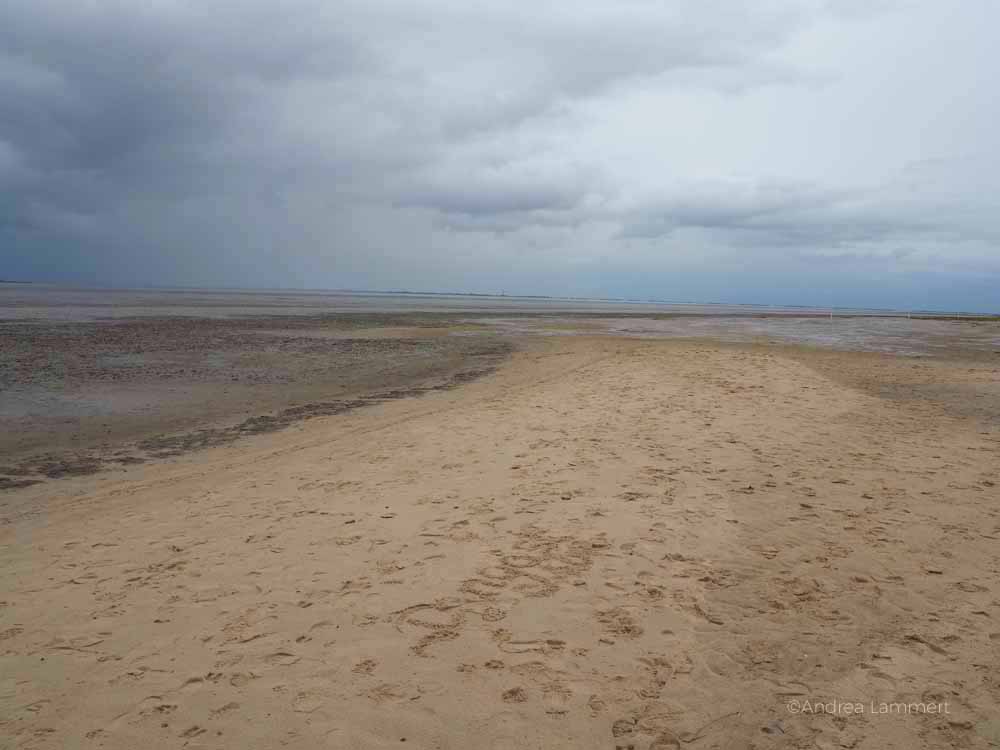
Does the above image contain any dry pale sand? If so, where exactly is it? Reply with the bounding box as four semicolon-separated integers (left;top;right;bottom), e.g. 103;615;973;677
1;337;999;749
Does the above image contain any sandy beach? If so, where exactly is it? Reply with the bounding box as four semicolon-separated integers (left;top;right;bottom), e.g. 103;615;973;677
2;331;999;749
7;0;1000;745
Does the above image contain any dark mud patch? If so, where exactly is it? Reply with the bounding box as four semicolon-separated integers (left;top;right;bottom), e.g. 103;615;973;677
1;350;509;489
1;311;514;490
0;476;42;490
787;347;1000;428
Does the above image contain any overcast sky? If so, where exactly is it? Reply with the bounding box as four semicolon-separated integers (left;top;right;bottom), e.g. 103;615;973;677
2;1;998;311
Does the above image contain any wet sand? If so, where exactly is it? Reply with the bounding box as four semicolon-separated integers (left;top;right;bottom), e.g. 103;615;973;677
1;333;998;749
0;314;511;488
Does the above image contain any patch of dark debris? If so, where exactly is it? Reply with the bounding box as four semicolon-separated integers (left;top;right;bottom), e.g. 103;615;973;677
0;476;42;490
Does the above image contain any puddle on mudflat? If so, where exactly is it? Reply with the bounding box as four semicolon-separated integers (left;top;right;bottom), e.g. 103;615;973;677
474;315;1000;357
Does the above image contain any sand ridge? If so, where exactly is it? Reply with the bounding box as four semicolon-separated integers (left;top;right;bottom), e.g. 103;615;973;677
1;337;998;749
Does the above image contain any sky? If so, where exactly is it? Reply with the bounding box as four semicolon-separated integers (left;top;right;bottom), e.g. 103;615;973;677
2;0;998;312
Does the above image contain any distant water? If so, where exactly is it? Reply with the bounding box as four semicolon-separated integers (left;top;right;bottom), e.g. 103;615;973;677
0;284;981;321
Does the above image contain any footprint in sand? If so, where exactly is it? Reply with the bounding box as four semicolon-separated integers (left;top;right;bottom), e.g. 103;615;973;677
492;629;566;655
292;691;324;713
597;607;644;638
209;701;239;717
352;658;378;675
501;687;528;703
541;682;572;715
263;651;300;667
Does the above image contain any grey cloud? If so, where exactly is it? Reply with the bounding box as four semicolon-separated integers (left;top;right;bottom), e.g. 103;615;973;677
0;0;824;185
2;1;998;310
396;156;610;218
618;181;848;237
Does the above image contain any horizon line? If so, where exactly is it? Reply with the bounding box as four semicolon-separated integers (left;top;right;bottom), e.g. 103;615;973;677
3;279;996;317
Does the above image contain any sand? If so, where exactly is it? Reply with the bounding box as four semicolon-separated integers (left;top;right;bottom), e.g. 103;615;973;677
1;336;999;749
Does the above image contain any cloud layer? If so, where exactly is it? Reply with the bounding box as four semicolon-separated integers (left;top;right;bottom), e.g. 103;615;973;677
2;0;998;310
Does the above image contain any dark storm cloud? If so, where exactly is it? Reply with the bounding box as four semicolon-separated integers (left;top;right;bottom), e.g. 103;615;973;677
0;2;816;198
0;2;368;188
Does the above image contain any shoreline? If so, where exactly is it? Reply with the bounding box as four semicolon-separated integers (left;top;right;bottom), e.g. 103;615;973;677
3;310;998;491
